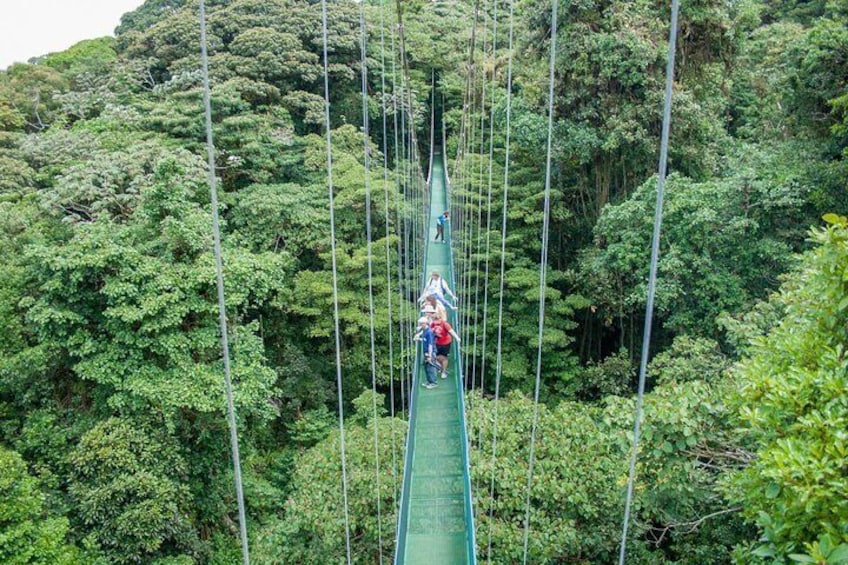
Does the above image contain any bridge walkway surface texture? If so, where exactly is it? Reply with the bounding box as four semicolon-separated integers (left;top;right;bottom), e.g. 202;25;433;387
394;150;476;565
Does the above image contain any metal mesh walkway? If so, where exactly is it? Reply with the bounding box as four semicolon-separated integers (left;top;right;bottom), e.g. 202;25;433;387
394;150;475;564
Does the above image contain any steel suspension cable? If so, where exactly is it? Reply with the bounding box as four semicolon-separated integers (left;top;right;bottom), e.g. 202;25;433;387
397;15;418;403
428;70;435;186
464;2;488;349
463;9;488;377
521;0;558;561
458;32;479;359
389;14;408;419
400;92;412;315
320;1;353;561
198;3;249;563
453;0;482;185
487;3;515;560
472;0;499;503
459;53;476;330
618;1;680;562
400;95;412;401
468;5;488;391
358;3;385;561
396;0;427;304
453;0;482;254
479;0;499;401
468;2;494;504
378;0;400;509
463;6;481;383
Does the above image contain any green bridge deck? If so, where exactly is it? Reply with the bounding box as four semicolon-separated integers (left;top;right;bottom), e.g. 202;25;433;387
394;151;476;564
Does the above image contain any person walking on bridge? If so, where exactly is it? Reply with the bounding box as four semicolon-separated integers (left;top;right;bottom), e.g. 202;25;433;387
422;295;446;321
416;317;439;389
435;210;449;242
430;316;460;379
418;271;458;311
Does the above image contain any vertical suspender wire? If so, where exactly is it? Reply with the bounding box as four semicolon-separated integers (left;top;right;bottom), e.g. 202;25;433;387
427;70;435;186
458;26;477;357
426;71;436;264
463;9;486;376
400;94;411;320
396;0;424;313
423;70;435;289
400;91;413;403
468;1;493;500
396;12;415;405
459;44;477;342
468;3;488;391
474;0;498;502
358;4;385;562
618;1;679;563
395;0;410;298
451;21;468;192
455;0;481;337
198;3;249;564
459;0;482;188
471;0;496;399
390;15;408;420
320;1;353;562
378;0;400;510
488;3;514;560
521;0;557;562
399;12;416;284
480;0;498;405
454;5;478;380
457;0;480;219
463;3;486;354
397;0;427;405
442;92;450;183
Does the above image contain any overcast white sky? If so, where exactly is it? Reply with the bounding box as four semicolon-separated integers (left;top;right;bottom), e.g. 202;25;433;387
0;0;146;70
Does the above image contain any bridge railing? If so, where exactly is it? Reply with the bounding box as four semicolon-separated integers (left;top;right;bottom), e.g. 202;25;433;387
445;158;477;565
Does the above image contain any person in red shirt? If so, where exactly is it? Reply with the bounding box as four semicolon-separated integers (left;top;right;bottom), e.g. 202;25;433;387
430;316;460;379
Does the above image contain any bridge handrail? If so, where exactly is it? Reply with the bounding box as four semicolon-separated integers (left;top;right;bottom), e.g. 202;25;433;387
445;158;477;565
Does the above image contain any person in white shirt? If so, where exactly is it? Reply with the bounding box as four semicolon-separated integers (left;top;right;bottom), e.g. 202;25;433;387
417;271;458;311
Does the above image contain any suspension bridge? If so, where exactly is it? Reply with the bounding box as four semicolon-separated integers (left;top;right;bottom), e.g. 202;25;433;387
194;0;683;563
394;150;476;564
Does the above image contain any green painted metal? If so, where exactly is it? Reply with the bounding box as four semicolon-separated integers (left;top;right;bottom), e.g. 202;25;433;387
394;150;476;565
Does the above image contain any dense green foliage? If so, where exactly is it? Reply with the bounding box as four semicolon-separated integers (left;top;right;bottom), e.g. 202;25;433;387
725;216;848;563
1;0;846;562
0;447;77;564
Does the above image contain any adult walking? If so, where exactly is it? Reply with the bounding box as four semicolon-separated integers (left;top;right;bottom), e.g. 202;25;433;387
422;294;447;321
416;317;439;389
435;210;449;242
430;315;460;379
418;271;458;311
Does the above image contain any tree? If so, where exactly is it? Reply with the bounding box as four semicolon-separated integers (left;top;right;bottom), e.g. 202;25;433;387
576;147;812;357
0;447;77;565
726;215;848;561
68;417;198;563
20;147;282;417
470;391;629;563
252;391;403;564
0;64;68;131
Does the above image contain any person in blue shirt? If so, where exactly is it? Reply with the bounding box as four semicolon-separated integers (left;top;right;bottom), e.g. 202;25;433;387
416;316;439;389
435;210;449;242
